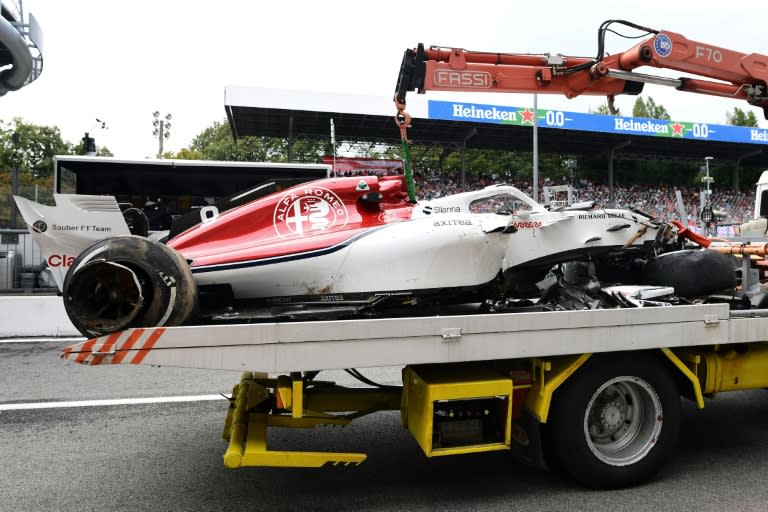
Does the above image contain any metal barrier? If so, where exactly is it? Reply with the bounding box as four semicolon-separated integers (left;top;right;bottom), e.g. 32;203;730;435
0;228;57;293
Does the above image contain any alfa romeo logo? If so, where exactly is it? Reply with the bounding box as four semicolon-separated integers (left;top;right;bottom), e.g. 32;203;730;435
273;186;349;237
32;220;47;233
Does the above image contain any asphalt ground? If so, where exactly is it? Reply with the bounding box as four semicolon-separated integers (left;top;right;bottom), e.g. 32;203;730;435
2;338;768;512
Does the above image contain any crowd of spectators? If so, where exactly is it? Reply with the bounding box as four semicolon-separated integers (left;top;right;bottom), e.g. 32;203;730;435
334;168;756;232
414;174;756;226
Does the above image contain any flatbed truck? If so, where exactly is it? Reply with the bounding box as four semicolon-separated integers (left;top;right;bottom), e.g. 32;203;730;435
62;302;768;489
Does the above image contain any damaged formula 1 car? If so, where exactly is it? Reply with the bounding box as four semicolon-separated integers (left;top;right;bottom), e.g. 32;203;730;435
15;173;737;338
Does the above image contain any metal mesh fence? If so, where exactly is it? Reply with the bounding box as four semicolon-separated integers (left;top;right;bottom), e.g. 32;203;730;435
0;228;57;293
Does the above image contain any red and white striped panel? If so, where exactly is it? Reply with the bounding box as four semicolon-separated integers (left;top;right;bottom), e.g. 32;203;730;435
61;328;166;366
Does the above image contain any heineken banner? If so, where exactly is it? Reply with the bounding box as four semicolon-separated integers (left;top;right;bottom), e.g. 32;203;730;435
427;99;768;145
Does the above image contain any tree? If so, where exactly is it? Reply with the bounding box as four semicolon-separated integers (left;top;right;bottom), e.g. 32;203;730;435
171;147;204;160
0;118;73;178
184;119;577;189
632;96;670;120
187;120;329;162
725;107;758;127
0;118;82;226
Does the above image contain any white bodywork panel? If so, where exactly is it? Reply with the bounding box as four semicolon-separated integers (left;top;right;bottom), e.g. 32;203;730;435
413;185;659;272
192;215;509;297
14;194;130;290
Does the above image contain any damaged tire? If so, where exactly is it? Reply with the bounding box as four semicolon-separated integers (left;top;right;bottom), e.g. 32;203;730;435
642;249;736;298
63;236;198;337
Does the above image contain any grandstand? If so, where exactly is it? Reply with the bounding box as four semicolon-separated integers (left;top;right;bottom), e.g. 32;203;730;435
225;88;766;236
414;175;755;235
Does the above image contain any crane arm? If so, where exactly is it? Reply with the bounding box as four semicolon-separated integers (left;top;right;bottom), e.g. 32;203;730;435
394;20;768;118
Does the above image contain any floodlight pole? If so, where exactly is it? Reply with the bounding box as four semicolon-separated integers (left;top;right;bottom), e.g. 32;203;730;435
330;118;336;177
704;156;714;206
701;156;714;234
10;132;19;228
152;111;172;159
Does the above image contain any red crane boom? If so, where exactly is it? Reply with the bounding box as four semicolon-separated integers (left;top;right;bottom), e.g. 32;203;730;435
394;20;768;120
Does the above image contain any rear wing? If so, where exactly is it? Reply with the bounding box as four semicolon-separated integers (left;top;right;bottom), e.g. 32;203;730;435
13;194;130;290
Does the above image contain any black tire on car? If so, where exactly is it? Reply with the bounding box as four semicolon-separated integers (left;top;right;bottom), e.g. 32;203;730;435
543;353;680;489
642;249;736;297
63;235;198;338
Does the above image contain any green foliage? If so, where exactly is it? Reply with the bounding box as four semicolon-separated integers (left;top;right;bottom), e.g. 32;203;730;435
171;147;204;160
0;118;73;178
183;120;597;187
632;96;670;120
188;120;276;161
185;120;328;162
0;118;82;227
725;107;758;127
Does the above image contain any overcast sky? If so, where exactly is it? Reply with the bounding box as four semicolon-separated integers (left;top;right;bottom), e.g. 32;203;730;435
1;0;767;158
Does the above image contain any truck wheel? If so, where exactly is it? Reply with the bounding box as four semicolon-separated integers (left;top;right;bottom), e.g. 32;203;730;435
63;236;198;338
544;353;680;489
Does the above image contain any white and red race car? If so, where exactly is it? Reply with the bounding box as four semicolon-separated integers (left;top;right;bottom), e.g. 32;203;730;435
15;174;734;337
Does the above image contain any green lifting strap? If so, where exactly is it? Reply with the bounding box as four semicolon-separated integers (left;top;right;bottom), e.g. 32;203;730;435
400;137;417;203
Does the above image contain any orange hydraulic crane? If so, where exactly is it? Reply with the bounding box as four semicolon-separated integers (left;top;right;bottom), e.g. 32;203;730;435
394;19;768;123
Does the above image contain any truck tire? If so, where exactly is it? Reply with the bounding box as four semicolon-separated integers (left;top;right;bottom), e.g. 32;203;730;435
63;236;198;338
544;353;680;489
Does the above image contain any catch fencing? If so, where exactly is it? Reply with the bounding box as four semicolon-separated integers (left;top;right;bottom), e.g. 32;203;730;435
0;228;57;293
